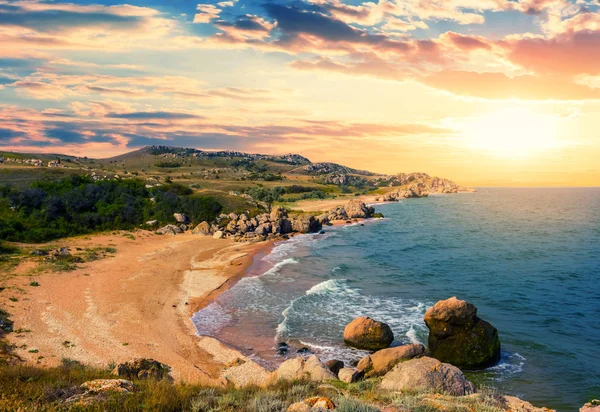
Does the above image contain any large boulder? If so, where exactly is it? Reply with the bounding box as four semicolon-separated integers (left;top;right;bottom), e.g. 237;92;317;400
380;356;475;396
173;213;189;224
269;355;336;383
357;343;425;378
345;199;372;219
424;297;500;369
255;222;272;236
292;215;322;233
156;224;183;235
112;358;170;380
270;206;286;221
343;316;394;351
192;221;212;235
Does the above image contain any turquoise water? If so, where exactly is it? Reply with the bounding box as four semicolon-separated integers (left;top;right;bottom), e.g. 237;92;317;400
192;188;600;411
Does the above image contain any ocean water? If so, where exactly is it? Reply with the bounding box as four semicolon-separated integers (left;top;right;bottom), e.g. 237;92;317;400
192;188;600;411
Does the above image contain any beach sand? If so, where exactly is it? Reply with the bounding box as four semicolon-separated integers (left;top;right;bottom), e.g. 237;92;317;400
2;231;271;385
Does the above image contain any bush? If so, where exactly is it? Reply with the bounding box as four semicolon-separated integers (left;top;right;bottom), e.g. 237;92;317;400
0;176;223;243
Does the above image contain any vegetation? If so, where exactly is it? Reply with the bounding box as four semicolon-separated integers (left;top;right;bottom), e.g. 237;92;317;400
0;361;511;412
0;176;223;243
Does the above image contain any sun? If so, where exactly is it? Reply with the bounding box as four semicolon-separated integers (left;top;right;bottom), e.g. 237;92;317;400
461;108;562;158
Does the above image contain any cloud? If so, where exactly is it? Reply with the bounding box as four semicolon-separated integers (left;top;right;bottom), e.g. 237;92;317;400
107;111;204;120
194;4;222;23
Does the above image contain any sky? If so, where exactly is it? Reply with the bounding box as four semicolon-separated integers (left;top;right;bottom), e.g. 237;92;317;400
1;0;599;186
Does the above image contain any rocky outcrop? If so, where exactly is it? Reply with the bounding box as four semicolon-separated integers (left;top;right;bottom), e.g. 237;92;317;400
377;185;428;201
112;359;170;380
343;316;394;351
380;356;475;396
287;397;336;411
345;199;374;219
357;343;425;378
424;297;501;369
269;355;336;383
291;215;322;233
192;221;212;235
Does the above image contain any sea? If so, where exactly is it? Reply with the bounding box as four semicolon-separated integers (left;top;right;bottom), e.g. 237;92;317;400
192;188;600;411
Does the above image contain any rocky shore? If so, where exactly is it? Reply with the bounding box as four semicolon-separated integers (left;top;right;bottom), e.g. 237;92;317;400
156;199;381;242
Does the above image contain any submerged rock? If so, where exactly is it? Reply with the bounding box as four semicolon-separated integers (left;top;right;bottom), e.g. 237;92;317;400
424;297;501;369
357;343;425;378
380;356;475;396
343;316;394;351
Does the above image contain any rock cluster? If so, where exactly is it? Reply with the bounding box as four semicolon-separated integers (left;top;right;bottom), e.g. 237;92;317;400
377;184;428;201
158;200;378;242
343;316;394;351
287;396;336;411
424;297;501;369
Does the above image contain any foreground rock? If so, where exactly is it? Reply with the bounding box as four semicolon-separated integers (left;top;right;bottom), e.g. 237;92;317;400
581;400;600;412
505;396;557;412
338;367;363;383
343;316;394;350
424;297;501;369
287;397;335;411
66;379;134;404
112;358;170;380
380;356;475;396
357;343;425;377
269;355;336;383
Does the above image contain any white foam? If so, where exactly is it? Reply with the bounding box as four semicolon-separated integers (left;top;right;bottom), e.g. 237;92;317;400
191;303;232;336
306;279;360;297
262;258;298;276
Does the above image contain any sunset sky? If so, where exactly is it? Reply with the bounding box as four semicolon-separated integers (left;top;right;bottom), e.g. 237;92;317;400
1;0;599;186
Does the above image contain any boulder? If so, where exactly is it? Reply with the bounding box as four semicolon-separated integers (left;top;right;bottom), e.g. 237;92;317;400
345;199;372;219
80;379;134;394
112;359;170;380
156;224;183;235
324;359;344;376
380;356;475;396
343;316;394;351
292;215;322;233
145;220;158;226
269;355;336;383
213;230;224;239
581;400;600;412
192;221;212;235
338;367;364;383
357;343;426;377
424;297;501;369
173;213;189;224
327;207;348;221
280;219;293;234
287;397;335;411
270;206;286;221
255;222;272;236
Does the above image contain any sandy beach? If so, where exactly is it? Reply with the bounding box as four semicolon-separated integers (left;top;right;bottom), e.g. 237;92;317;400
2;231;272;385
